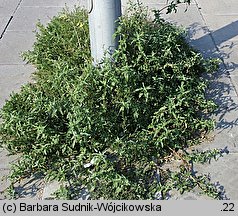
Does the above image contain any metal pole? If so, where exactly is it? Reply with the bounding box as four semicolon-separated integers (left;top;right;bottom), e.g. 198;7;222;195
88;0;122;65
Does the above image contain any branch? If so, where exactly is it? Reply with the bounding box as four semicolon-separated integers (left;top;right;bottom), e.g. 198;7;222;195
159;0;191;14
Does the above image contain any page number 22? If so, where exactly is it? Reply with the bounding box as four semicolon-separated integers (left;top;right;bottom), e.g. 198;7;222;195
222;203;235;212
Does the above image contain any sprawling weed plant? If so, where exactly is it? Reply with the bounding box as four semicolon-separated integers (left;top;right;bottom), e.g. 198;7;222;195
0;4;222;199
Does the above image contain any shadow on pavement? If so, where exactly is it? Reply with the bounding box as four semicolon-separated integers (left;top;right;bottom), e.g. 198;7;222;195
188;20;238;71
13;173;44;199
185;20;238;200
187;20;238;134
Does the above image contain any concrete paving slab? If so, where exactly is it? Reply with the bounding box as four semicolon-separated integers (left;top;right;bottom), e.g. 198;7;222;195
0;64;35;108
0;0;20;15
194;153;238;199
190;33;219;59
0;31;35;64
122;0;163;5
13;174;45;199
0;149;19;169
7;6;65;32
21;0;88;9
230;74;238;94
163;6;221;60
213;95;238;133
0;169;10;199
202;15;238;42
169;188;213;200
121;0;197;14
120;0;165;15
207;71;237;97
0;163;45;200
197;0;238;15
0;16;10;37
197;93;238;154
160;5;218;58
42;181;62;200
42;180;90;200
212;20;238;45
124;0;197;5
217;41;238;66
162;4;203;25
196;130;238;154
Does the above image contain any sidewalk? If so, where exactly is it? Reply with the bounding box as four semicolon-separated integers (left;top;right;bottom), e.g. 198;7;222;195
0;0;88;200
0;0;238;199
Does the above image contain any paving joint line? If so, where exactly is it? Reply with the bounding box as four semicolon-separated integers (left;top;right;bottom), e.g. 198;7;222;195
21;6;65;8
0;168;10;171
6;30;39;32
0;0;24;40
0;63;26;66
0;16;13;40
13;0;24;15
